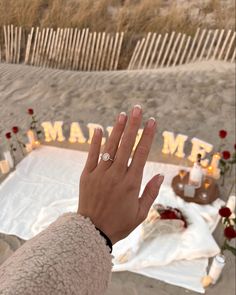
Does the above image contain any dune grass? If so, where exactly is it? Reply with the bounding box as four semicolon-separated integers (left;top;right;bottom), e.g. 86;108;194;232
0;0;234;31
0;0;234;68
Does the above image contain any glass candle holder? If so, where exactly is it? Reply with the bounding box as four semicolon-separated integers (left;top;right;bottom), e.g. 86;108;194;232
0;143;15;169
178;169;187;190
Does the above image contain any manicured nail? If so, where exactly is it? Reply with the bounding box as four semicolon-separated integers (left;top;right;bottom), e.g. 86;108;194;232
133;105;142;117
95;128;102;136
119;112;127;124
147;117;156;128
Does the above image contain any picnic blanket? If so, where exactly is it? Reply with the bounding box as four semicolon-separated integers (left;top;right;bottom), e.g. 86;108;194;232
0;146;224;293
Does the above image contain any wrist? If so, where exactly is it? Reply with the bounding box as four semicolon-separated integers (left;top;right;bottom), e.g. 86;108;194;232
95;227;113;253
77;210;117;246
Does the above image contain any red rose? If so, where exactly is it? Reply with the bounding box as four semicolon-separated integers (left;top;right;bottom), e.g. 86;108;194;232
219;130;227;138
224;226;236;240
12;126;19;134
28;108;34;115
219;207;232;218
5;132;11;139
222;150;231;160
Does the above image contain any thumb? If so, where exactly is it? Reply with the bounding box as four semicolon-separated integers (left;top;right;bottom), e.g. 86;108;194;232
138;174;164;222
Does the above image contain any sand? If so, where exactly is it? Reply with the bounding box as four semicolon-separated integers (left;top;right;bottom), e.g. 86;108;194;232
0;60;235;294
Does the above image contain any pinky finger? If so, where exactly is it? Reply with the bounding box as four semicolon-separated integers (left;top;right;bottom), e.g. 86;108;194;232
84;128;103;173
138;174;164;223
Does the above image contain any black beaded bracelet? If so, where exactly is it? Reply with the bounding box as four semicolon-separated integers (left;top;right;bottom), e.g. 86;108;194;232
95;227;113;253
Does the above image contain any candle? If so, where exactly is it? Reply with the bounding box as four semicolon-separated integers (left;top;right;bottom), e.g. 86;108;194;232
26;143;33;153
4;151;14;168
33;141;40;148
213;169;221;179
208;254;225;284
0;160;10;174
207;166;213;176
27;130;36;144
202;275;213;288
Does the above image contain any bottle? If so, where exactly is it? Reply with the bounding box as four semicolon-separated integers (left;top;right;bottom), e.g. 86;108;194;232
208;254;226;284
189;154;203;188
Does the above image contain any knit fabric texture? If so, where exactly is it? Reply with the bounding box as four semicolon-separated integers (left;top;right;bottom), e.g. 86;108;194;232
0;213;113;295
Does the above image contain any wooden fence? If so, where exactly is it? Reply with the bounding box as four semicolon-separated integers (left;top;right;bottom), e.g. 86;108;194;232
0;25;235;71
0;25;124;71
128;28;236;70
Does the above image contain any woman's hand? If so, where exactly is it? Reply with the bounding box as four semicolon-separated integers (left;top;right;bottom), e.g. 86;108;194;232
78;105;164;245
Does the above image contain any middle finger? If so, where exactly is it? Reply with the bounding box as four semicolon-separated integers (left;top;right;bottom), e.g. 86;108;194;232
113;105;142;171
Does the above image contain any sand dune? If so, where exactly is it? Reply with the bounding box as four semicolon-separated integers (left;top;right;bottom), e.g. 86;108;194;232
0;61;235;161
0;60;235;294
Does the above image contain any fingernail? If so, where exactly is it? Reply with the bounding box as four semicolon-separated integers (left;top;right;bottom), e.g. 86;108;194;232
147;117;156;128
119;112;127;124
95;128;102;135
133;105;142;118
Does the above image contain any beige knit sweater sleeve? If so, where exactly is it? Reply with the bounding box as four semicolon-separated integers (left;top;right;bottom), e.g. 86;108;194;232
0;213;113;295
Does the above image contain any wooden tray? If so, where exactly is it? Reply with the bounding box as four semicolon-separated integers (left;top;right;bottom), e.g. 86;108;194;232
171;172;220;205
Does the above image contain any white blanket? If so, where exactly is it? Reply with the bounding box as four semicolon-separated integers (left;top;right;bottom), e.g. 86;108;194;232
0;146;224;293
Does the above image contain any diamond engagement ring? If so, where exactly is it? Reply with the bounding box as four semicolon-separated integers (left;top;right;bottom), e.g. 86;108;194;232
100;153;114;162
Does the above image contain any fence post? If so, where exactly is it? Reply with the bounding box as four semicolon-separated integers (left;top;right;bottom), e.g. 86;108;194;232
148;34;161;69
143;33;156;69
206;29;219;60
161;32;175;67
167;32;181;67
114;32;124;70
186;27;200;63
224;32;236;61
198;30;211;61
218;30;232;60
173;34;186;66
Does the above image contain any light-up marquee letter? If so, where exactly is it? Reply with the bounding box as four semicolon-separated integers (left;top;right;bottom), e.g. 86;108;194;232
210;153;221;179
106;126;113;138
162;131;188;158
188;137;213;166
133;129;144;152
69;122;86;143
41;121;65;142
87;123;106;145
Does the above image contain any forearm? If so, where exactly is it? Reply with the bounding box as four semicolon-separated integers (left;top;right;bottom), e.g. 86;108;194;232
0;213;112;295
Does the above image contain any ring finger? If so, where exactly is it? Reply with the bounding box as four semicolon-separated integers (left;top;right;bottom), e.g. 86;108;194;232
98;112;127;170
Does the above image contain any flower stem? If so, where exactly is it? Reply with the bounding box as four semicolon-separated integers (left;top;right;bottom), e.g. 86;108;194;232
221;172;225;186
15;134;25;156
229;163;233;176
221;238;227;255
227;181;235;199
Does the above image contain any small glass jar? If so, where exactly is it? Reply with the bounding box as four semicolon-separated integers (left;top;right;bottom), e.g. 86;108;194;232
0;143;15;169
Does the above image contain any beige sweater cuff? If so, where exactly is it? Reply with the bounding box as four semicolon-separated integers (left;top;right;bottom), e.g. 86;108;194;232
0;212;113;295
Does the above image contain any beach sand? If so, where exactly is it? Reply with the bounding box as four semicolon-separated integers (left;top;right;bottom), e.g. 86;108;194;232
0;61;235;294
